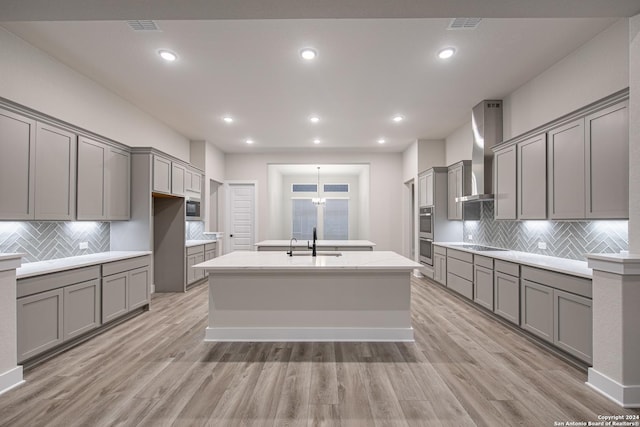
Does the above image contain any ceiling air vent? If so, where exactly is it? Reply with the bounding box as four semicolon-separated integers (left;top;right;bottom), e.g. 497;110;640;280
447;18;482;30
126;20;161;32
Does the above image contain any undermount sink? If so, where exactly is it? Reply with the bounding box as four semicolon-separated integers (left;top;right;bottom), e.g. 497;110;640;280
288;251;342;257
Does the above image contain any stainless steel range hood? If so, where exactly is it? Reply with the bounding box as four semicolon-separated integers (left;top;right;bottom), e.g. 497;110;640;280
456;100;503;203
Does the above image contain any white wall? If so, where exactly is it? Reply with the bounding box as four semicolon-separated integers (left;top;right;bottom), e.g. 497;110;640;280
267;167;284;239
358;168;370;241
503;19;629;140
630;15;640;253
446;121;473;165
0;27;190;161
417;139;446;172
402;141;418;183
224;152;403;252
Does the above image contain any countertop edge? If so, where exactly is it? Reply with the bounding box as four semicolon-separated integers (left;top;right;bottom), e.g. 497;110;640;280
17;251;152;279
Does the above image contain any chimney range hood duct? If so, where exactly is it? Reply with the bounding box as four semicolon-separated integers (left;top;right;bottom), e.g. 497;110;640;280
456;100;503;203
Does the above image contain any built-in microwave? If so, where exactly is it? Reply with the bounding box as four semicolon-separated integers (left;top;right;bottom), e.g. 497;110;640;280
419;207;433;240
186;198;201;220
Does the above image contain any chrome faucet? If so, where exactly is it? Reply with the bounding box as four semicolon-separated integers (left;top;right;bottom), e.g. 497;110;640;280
307;227;317;257
287;237;297;257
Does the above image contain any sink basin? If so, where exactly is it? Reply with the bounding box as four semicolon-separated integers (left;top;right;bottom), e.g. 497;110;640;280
288;251;342;257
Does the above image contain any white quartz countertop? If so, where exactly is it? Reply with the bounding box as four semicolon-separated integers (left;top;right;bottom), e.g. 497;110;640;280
195;250;419;272
186;239;217;247
16;251;152;279
434;242;592;279
0;253;24;261
255;240;376;248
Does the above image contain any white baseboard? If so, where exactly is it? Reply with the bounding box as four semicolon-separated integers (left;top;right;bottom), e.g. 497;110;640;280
587;368;640;408
205;327;414;342
0;366;24;396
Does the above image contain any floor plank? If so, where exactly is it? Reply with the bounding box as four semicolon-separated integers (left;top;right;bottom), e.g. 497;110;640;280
1;278;639;426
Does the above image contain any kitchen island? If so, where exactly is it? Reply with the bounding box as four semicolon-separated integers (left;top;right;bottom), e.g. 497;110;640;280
255;239;375;251
195;250;420;342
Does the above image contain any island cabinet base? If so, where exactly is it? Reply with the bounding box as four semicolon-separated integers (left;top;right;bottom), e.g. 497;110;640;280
205;271;414;342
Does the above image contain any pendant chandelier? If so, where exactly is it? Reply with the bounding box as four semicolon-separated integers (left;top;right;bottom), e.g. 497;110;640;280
312;166;326;206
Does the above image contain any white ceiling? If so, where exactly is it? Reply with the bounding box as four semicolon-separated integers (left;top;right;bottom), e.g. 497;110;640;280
270;164;369;177
1;1;635;153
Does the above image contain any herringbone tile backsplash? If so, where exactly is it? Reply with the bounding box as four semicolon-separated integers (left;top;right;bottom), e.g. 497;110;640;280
0;222;110;263
463;202;628;261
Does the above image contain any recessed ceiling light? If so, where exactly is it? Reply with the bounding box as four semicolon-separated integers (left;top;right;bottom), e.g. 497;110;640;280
158;49;178;62
438;47;456;60
245;139;254;145
300;48;318;60
313;139;321;144
392;115;404;123
223;116;234;124
309;116;320;123
378;139;386;144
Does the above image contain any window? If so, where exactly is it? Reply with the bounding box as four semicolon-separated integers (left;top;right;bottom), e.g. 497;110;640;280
292;184;317;192
291;199;317;240
324;199;349;240
323;183;349;193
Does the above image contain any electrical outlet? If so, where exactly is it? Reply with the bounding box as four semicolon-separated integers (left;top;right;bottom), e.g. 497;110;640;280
79;242;88;250
468;234;473;241
538;242;547;250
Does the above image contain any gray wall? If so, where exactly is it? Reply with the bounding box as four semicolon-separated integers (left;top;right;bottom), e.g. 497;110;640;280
463;202;628;261
0;221;110;263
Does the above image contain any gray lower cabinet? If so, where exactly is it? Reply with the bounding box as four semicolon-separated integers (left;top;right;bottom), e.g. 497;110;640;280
493;271;520;325
17;288;64;362
520;279;554;343
433;251;447;286
446;249;473;299
186;245;206;285
102;271;128;323
554;289;592;363
473;260;494;310
0;108;36;220
63;279;101;340
205;242;217;261
493;144;517;220
102;256;152;322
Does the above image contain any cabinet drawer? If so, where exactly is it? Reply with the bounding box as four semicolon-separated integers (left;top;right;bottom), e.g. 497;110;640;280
434;245;447;256
205;242;217;252
447;248;473;263
18;265;100;298
521;266;591;298
102;255;151;277
474;255;493;269
447;257;473;282
495;260;519;277
447;272;473;300
187;245;205;256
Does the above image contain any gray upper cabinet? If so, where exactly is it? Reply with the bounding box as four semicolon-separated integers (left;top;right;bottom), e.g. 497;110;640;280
0;108;36;220
517;133;547;219
186;168;203;195
447;161;471;220
172;162;186;196
493;144;516;220
153;155;172;194
77;138;130;221
418;170;433;207
77;137;107;220
585;101;629;219
548;118;586;219
108;147;131;220
34;123;76;221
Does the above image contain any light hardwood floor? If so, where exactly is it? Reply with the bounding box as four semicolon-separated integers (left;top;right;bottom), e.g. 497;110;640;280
1;277;638;426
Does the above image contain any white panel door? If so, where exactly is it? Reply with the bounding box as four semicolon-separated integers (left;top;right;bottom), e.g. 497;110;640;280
229;183;255;251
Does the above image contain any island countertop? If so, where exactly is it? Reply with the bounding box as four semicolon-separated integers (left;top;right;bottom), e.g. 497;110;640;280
195;250;419;272
255;240;376;248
